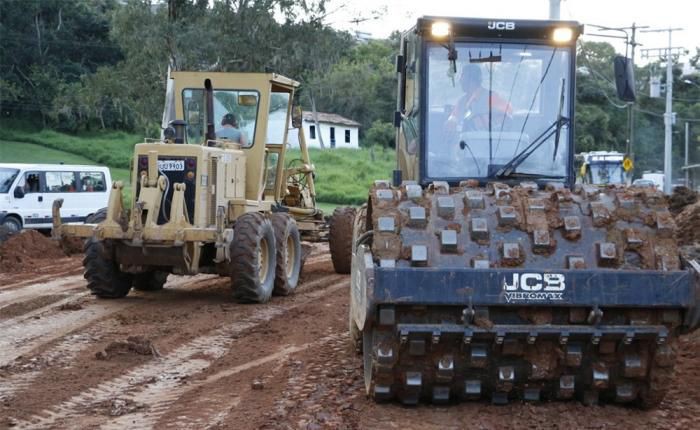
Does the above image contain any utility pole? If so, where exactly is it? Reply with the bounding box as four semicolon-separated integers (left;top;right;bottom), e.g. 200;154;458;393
641;27;684;194
686;122;690;186
549;0;561;19
627;24;640;162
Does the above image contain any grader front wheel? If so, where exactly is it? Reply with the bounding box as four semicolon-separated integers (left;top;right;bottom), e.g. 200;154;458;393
83;238;133;299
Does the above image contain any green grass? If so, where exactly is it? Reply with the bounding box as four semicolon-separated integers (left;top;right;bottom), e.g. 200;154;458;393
1;127;395;207
2;128;141;169
315;201;343;215
290;147;394;205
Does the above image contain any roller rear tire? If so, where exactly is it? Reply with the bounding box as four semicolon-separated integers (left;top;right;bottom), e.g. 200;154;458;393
329;207;355;274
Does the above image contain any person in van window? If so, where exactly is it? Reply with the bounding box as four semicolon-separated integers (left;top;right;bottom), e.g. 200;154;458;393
24;173;40;193
216;113;248;145
82;176;94;192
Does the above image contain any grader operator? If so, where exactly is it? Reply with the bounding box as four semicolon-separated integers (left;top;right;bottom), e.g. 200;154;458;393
53;72;350;302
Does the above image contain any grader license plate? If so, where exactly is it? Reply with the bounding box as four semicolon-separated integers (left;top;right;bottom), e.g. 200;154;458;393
158;160;185;171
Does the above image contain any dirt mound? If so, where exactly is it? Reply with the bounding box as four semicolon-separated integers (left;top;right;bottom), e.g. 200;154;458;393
676;200;700;246
669;186;699;215
0;230;68;273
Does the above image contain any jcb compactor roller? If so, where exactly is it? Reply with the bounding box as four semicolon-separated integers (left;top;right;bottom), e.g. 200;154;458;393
53;72;349;302
349;17;700;407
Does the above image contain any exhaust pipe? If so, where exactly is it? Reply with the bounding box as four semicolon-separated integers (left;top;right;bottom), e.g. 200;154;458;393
205;78;216;144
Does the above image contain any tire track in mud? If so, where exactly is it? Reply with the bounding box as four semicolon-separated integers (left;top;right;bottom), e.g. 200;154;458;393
154;331;349;430
0;259;82;290
12;275;347;429
0;300;133;368
0;327;106;403
103;343;308;430
0;275;84;308
0;274;219;368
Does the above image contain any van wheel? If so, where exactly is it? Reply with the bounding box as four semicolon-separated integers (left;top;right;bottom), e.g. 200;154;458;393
133;271;169;291
83;238;132;298
230;213;276;303
271;213;301;296
1;216;22;233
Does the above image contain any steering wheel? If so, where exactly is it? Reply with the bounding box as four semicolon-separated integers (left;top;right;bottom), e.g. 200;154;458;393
285;158;311;192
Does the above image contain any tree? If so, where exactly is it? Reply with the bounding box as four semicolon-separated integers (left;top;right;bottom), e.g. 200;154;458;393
364;120;394;148
309;39;397;141
0;0;121;125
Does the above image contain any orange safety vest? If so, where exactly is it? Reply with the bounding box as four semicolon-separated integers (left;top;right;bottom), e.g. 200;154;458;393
451;87;512;129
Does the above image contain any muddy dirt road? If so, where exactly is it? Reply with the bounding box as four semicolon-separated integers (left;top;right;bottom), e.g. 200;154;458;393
1;243;699;429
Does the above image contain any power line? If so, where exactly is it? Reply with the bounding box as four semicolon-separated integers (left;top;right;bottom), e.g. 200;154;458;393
636;91;700;104
634;106;700;122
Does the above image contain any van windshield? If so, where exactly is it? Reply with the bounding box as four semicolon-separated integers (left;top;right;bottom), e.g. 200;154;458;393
0;168;19;193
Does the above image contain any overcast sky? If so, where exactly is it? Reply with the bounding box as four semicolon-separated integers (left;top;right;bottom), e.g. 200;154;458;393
325;0;699;66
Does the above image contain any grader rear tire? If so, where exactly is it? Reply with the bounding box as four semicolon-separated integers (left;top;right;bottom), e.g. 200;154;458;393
230;213;277;303
329;207;355;274
83;238;133;298
271;213;301;296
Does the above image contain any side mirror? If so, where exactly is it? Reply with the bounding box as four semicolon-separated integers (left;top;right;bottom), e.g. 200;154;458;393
238;94;258;106
614;55;636;102
14;187;25;199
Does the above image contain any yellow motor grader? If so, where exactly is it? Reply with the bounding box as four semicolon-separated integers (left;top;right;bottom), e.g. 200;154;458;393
53;72;351;302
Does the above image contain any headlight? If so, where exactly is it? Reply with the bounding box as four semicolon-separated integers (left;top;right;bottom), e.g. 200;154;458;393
431;22;450;38
552;27;573;43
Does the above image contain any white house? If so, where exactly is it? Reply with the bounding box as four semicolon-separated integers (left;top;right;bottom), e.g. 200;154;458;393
287;111;361;149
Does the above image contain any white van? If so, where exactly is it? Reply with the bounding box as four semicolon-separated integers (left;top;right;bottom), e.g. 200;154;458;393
0;163;111;232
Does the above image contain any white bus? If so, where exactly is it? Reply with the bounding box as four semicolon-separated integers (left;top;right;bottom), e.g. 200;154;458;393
0;163;111;232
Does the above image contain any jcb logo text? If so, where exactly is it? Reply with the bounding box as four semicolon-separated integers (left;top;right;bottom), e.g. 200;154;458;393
488;21;515;30
503;273;565;302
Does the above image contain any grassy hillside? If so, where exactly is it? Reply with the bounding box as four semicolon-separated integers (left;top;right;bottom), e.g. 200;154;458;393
288;148;393;205
3;128;140;169
1;127;394;207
